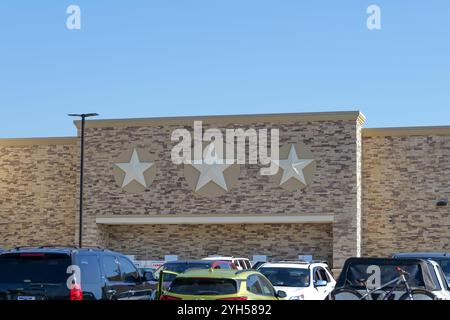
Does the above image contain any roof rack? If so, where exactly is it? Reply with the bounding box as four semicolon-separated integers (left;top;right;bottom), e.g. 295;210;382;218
11;245;109;251
271;260;310;264
268;260;329;265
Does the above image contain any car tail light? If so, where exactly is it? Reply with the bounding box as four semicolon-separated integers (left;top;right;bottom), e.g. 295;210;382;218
70;284;83;301
160;295;182;300
218;297;248;300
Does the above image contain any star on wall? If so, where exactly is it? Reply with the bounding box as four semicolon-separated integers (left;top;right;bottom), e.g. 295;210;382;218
192;144;232;192
273;144;315;186
115;149;154;188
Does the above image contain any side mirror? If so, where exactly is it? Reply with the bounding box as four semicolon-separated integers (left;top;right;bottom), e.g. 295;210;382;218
276;290;287;299
143;271;155;282
314;280;327;287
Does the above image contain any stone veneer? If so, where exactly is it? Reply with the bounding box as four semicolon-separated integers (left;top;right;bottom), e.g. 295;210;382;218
78;113;363;269
0;139;77;248
362;132;450;256
4;112;428;271
105;223;333;263
2;113;449;270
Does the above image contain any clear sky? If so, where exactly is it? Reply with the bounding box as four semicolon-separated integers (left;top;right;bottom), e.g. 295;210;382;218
0;1;449;138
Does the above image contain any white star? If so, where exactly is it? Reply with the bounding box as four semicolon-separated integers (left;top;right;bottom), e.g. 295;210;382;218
192;144;232;192
115;149;154;188
273;145;315;186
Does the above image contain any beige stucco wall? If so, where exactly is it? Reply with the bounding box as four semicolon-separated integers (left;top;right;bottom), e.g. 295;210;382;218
362;133;450;256
0;139;77;249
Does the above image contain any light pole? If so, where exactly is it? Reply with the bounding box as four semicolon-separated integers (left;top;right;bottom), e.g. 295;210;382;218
68;113;99;248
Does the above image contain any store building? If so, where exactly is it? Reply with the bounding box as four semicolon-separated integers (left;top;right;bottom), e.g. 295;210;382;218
0;111;449;271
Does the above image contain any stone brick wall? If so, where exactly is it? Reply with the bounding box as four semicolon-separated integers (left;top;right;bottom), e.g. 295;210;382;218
105;223;333;263
0;141;77;249
80;115;362;268
362;134;450;257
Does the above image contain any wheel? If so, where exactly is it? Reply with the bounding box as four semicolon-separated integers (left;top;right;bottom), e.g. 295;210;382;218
399;289;437;300
328;288;363;300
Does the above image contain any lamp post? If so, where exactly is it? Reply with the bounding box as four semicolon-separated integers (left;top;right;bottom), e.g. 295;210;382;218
68;113;99;248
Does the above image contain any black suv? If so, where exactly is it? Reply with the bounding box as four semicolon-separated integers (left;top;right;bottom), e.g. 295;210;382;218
0;246;154;300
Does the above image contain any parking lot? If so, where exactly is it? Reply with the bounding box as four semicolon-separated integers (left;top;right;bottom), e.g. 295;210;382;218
0;246;449;300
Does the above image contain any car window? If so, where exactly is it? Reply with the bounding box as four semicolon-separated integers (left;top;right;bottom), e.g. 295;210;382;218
436;259;450;285
259;267;310;287
314;267;329;282
118;257;140;283
0;253;71;284
435;264;450;290
257;275;275;296
76;255;102;284
102;256;121;282
169;278;238;295
246;274;263;295
217;262;232;269
245;260;252;269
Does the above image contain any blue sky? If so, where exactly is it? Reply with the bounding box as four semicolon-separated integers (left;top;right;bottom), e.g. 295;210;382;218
0;1;449;137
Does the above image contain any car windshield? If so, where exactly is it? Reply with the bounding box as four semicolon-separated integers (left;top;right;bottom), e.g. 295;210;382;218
259;267;310;287
0;253;71;284
345;263;426;289
169;278;238;295
158;263;212;282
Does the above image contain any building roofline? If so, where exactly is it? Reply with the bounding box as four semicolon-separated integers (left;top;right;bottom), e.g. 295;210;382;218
363;126;450;138
0;137;77;147
74;111;366;129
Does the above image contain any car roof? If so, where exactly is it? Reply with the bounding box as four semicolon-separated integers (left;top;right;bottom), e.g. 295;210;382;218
203;257;249;261
164;260;219;265
0;246;118;256
175;269;256;280
259;262;310;269
394;253;450;259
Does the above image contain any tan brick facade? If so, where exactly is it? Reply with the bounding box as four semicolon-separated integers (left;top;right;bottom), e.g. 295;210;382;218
1;112;449;271
77;113;362;269
0;139;77;248
362;131;450;256
105;223;332;263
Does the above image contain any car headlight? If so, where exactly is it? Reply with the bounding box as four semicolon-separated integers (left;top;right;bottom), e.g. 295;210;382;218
289;294;305;300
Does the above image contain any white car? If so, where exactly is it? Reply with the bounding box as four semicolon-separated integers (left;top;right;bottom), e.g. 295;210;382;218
202;256;252;270
258;261;336;300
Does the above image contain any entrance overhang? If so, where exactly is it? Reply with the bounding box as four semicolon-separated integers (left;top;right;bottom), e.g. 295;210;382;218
95;213;334;225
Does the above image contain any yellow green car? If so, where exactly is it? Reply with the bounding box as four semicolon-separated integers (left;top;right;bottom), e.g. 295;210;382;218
159;269;287;300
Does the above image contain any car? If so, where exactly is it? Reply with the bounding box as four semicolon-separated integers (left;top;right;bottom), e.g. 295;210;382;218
151;260;237;298
160;269;287;300
331;257;450;300
0;246;154;300
202;256;252;270
393;252;450;285
257;261;336;300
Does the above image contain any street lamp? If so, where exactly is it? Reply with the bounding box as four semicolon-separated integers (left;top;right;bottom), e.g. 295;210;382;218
68;113;99;248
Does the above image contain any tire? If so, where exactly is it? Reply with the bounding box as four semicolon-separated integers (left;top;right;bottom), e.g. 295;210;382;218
399;289;436;300
328;288;363;300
